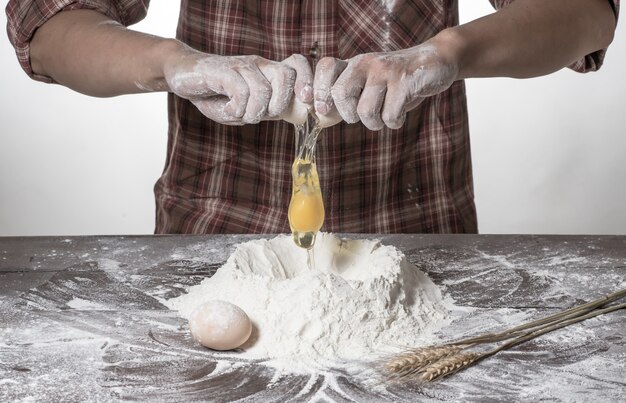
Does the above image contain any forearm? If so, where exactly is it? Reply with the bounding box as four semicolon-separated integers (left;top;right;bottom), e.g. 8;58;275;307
30;9;181;97
439;0;616;80
28;9;313;125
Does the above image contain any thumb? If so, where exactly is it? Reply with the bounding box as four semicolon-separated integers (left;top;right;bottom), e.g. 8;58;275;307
282;54;314;104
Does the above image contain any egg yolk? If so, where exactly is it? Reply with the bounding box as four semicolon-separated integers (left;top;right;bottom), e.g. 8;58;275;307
288;190;325;233
288;158;325;236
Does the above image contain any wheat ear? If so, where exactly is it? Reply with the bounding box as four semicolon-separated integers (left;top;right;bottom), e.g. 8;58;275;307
384;345;465;379
383;288;626;384
417;351;482;383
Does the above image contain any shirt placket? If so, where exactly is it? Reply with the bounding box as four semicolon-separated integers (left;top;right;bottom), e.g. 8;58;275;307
301;1;338;64
300;0;339;228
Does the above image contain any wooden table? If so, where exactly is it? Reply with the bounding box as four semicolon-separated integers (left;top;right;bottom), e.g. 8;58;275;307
1;234;624;402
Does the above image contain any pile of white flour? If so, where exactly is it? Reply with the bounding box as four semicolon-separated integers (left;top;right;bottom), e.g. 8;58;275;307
166;233;451;371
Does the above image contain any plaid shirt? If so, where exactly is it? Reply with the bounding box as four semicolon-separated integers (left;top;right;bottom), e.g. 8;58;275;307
7;0;619;234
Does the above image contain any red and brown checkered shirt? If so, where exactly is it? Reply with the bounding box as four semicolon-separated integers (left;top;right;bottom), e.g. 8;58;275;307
7;0;619;234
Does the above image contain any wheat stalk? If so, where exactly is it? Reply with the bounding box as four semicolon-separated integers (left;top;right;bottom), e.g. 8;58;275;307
449;287;626;346
490;301;626;354
383;287;626;384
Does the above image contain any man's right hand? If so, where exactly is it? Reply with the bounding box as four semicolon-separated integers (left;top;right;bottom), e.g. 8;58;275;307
30;10;314;126
164;46;314;125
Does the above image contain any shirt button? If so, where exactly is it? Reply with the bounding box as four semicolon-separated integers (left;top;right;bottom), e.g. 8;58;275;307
309;41;319;60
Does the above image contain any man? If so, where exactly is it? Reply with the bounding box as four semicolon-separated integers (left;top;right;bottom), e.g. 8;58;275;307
6;0;618;234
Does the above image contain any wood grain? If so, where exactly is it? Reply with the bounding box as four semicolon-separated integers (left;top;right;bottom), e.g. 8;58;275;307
1;234;624;402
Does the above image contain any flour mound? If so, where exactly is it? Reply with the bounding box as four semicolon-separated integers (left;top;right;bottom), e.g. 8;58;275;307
166;233;449;370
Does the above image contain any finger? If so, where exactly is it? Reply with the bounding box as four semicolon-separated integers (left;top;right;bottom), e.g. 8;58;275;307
314;57;347;115
218;71;251;119
282;54;313;104
237;64;273;124
381;81;409;130
193;97;245;126
259;62;296;118
331;63;366;124
357;83;386;131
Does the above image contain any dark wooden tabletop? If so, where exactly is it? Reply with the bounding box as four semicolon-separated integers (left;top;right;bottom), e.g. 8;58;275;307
1;234;625;402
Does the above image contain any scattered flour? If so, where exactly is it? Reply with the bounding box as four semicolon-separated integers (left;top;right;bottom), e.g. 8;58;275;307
166;233;451;372
65;297;109;310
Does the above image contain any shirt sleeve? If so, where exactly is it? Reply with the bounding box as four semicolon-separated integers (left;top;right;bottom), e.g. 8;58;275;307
6;0;150;83
488;0;619;73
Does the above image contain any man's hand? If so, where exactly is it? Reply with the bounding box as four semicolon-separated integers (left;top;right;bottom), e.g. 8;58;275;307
313;0;616;132
313;41;458;131
164;47;313;125
30;0;615;129
30;10;315;125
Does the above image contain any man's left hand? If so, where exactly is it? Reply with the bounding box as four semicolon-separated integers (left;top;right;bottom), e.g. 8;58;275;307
313;40;458;130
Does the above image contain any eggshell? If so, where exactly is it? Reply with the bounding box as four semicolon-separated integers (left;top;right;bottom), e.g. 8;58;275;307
188;300;252;350
281;99;342;128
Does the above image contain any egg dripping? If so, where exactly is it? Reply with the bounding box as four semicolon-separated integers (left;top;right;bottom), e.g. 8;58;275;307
288;112;325;256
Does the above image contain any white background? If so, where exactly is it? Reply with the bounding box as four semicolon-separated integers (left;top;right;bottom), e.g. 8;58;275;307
1;2;625;236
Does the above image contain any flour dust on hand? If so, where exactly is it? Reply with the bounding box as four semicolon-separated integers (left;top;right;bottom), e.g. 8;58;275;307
163;45;302;125
313;42;458;130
